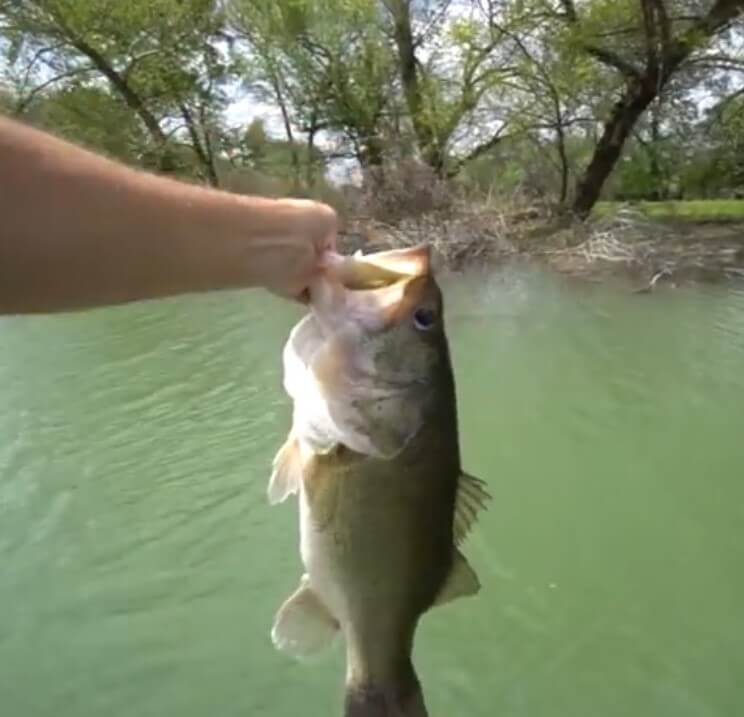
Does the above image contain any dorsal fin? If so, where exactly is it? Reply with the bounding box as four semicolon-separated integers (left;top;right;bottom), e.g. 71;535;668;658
454;471;490;545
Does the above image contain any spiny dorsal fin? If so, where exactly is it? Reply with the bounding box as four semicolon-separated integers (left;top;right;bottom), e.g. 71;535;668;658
434;549;480;607
454;471;490;545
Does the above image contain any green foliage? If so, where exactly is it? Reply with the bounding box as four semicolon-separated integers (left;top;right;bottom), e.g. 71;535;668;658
1;0;742;207
27;85;148;162
596;199;744;221
231;0;396;166
0;82;13;112
2;0;230;180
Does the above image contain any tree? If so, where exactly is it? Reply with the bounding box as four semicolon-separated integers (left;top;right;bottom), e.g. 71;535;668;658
3;0;742;207
555;0;744;217
230;0;397;176
24;84;150;163
1;0;230;184
231;0;522;177
678;89;744;196
381;0;518;174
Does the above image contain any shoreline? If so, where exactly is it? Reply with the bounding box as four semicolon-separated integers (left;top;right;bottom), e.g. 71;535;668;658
337;205;744;293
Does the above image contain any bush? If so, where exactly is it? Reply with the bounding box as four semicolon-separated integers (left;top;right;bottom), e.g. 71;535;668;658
353;159;455;222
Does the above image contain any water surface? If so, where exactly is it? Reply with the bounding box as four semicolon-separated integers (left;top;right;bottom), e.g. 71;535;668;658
2;267;743;716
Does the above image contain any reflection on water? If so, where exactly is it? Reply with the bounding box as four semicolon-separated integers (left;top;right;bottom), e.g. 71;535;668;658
1;269;743;716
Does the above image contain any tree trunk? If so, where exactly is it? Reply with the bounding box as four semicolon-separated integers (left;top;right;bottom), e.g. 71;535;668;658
555;124;569;205
572;82;656;218
385;0;436;166
569;0;744;218
305;122;318;189
179;103;219;186
648;104;662;199
269;72;301;190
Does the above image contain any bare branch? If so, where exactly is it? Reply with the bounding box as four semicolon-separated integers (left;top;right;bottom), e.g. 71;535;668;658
14;66;94;114
17;43;66;92
447;125;512;176
663;0;744;78
413;0;453;49
178;101;218;185
584;45;643;80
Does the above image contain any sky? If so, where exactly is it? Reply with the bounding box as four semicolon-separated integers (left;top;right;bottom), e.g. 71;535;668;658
223;85;361;185
217;39;358;178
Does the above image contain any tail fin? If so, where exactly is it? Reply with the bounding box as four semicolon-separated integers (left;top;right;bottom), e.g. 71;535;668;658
343;670;428;717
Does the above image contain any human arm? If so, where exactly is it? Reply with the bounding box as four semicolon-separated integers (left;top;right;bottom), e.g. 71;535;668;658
0;116;337;314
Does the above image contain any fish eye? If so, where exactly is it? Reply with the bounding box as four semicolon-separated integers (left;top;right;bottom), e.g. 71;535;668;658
413;307;436;331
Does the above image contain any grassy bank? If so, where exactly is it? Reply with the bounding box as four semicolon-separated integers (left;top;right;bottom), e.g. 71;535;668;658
594;199;744;223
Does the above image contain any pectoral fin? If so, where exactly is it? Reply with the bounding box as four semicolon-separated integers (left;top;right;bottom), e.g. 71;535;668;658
303;451;341;531
268;434;302;505
271;575;339;659
434;549;481;607
453;471;490;545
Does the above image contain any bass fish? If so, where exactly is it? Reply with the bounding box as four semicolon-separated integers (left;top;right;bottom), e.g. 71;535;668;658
268;244;488;717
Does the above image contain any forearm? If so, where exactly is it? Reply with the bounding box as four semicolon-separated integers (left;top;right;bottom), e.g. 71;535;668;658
0;117;332;314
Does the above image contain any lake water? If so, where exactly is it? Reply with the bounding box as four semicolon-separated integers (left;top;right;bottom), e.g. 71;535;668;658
2;266;743;716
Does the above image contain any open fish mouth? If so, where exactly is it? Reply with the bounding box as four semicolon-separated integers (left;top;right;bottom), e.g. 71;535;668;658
308;245;433;334
320;245;432;291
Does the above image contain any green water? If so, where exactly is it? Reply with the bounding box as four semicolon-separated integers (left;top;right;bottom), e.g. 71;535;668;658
2;267;743;716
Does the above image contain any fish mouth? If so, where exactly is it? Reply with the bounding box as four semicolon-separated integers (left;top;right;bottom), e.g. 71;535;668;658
310;245;432;331
321;245;431;290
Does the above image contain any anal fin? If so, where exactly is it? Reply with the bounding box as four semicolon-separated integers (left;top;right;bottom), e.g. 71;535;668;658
434;549;481;607
271;575;339;659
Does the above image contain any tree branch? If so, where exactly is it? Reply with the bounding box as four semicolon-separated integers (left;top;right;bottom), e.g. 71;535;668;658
584;45;643;80
557;0;642;80
413;0;453;49
122;50;161;82
17;44;66;92
663;0;744;78
68;36;168;145
649;0;672;54
640;0;660;77
178;101;218;186
447;126;511;177
14;66;94;114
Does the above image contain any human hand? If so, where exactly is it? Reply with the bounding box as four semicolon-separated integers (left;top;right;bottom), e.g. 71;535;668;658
260;198;338;304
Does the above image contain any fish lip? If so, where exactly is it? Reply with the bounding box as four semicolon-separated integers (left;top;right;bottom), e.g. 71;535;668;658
308;273;397;334
355;244;432;278
318;244;432;291
310;248;436;335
